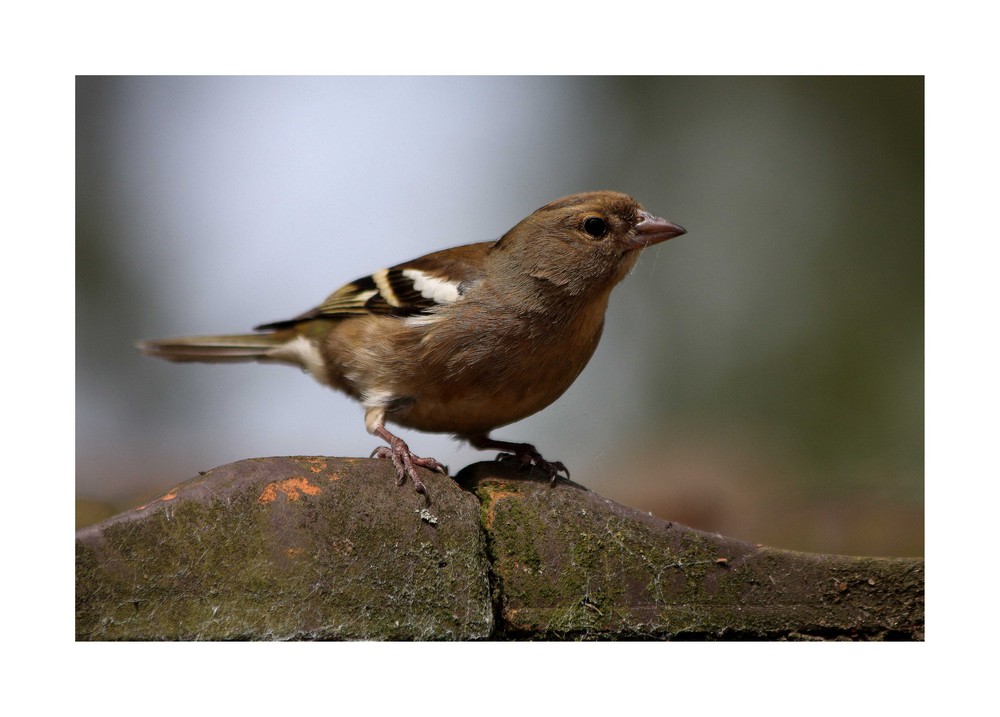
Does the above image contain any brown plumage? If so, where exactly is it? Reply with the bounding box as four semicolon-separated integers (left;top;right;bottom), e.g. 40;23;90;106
138;191;687;502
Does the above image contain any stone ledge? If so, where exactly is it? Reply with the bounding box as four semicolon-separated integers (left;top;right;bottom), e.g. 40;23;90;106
76;457;923;640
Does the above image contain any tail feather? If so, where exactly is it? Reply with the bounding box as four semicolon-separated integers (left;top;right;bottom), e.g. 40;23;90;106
136;333;286;363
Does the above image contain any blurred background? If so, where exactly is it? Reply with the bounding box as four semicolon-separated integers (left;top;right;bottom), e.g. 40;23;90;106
76;76;922;556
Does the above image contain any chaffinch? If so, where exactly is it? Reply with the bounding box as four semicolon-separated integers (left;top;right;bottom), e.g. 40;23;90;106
138;191;687;502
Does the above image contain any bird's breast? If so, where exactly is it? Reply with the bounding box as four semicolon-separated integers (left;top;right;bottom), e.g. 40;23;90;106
385;292;610;435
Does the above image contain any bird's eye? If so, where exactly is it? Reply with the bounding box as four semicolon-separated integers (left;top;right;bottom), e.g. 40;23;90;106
583;217;608;238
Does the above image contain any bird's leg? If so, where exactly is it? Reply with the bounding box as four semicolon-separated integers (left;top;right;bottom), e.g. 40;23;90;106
467;434;570;484
366;408;447;503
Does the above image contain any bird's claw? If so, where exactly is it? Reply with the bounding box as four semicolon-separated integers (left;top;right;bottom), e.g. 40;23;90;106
371;438;447;504
495;447;570;484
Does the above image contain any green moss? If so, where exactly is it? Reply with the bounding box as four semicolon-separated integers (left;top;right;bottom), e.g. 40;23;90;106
77;457;493;640
78;458;923;641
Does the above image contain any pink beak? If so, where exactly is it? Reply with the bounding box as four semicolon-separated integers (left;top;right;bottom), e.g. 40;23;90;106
624;210;687;249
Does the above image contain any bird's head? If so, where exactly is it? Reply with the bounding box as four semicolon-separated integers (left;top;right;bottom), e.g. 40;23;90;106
493;191;686;295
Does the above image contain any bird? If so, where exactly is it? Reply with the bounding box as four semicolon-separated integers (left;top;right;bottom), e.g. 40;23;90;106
138;190;687;502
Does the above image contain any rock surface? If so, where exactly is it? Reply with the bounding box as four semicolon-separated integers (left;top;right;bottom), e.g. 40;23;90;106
76;457;492;640
76;457;924;640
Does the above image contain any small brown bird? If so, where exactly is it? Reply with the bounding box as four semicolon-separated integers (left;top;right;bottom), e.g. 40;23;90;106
138;191;686;501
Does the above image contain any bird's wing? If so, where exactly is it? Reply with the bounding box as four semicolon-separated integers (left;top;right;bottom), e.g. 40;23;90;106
254;241;492;330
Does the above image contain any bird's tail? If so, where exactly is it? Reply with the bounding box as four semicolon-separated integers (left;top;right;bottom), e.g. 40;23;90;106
136;332;289;364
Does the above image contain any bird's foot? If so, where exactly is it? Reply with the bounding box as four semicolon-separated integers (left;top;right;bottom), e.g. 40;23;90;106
470;436;569;484
496;448;569;484
371;428;447;504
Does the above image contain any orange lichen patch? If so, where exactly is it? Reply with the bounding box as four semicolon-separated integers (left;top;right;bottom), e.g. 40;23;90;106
135;488;180;511
483;488;520;530
301;458;328;474
327;472;341;482
286;547;305;559
257;476;323;504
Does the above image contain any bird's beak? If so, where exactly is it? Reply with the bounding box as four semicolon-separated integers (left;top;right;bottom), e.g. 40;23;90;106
624;211;687;249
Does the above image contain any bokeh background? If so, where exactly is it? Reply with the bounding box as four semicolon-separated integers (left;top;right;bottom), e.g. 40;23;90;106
76;76;923;556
